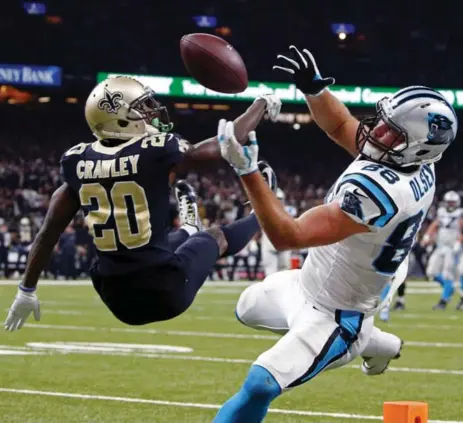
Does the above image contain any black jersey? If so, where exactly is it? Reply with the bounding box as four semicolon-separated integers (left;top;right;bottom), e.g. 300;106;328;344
60;132;187;275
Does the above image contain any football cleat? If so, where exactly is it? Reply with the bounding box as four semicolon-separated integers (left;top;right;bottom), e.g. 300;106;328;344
456;298;463;311
175;180;202;231
392;300;405;311
362;340;403;376
432;299;448;310
244;160;278;205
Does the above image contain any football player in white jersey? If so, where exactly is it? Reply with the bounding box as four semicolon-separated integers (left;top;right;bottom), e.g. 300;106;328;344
260;188;296;276
211;46;457;423
422;190;463;309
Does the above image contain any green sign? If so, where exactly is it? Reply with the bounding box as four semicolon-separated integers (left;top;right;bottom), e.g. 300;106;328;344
97;72;463;108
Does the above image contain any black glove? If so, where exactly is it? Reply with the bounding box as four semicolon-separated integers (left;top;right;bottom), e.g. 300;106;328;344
273;45;335;96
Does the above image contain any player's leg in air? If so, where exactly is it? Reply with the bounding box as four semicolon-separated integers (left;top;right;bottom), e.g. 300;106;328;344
360;326;403;375
214;269;404;423
152;161;278;322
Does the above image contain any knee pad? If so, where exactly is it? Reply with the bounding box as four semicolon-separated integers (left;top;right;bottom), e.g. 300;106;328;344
242;365;281;401
235;285;258;326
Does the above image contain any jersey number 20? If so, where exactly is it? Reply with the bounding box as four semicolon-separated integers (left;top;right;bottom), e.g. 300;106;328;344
373;211;424;274
79;181;152;251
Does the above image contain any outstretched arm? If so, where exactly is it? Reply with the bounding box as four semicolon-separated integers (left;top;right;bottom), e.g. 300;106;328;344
172;95;279;174
216;120;369;251
273;45;359;157
22;183;80;289
305;90;360;157
5;183;80;331
241;171;369;250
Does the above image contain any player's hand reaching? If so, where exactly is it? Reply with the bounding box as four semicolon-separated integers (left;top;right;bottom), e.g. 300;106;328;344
218;119;258;176
4;285;40;331
253;94;281;122
273;46;335;96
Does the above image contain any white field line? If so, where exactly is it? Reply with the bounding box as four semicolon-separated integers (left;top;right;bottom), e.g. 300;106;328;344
185;315;463;328
383;313;461;321
12;344;463;376
0;279;448;290
180;315;463;330
0;388;461;423
4;308;84;316
2;341;463;376
0;280;252;288
385;323;462;330
23;323;463;348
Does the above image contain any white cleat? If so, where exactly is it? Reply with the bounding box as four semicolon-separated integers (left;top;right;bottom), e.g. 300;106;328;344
175;180;202;231
361;340;403;376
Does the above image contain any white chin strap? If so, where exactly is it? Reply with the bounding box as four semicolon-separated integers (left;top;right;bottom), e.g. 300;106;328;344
362;142;399;165
97;124;159;141
145;125;160;135
99;130;141;140
362;142;384;161
362;141;412;166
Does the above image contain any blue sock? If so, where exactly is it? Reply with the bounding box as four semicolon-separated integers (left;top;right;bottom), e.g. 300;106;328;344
221;214;260;257
380;284;391;301
212;365;281;423
442;279;455;302
434;274;445;286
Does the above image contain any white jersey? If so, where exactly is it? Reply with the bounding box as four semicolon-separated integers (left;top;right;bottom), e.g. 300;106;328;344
436;207;462;247
300;158;435;313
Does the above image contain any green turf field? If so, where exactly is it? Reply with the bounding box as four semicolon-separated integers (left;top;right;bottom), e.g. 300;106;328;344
0;280;462;423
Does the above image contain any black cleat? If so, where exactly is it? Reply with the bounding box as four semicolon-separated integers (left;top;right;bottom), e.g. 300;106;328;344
392;301;405;311
174;180;202;230
432;299;448;310
456;298;463;311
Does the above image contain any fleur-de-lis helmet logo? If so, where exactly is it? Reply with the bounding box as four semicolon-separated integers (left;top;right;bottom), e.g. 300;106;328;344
98;88;123;114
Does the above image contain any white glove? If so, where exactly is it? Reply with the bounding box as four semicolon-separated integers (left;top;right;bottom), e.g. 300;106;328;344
4;285;41;331
254;94;281;122
454;241;462;254
218;119;258;176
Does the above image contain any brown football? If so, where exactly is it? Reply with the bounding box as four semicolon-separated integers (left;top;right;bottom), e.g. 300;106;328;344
180;33;248;94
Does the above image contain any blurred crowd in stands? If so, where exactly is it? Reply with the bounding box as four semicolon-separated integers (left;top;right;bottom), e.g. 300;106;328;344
2;0;463;279
0;101;457;281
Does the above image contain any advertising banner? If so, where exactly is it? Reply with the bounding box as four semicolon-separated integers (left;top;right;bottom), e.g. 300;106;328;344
0;64;62;86
97;72;463;108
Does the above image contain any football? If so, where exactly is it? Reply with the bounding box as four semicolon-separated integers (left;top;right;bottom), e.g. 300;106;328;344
180;33;248;94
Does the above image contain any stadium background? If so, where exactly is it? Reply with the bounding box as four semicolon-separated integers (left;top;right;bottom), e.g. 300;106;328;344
2;0;462;280
1;2;463;423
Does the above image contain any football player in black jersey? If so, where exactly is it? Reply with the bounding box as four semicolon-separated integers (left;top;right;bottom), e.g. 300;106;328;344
4;76;281;330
